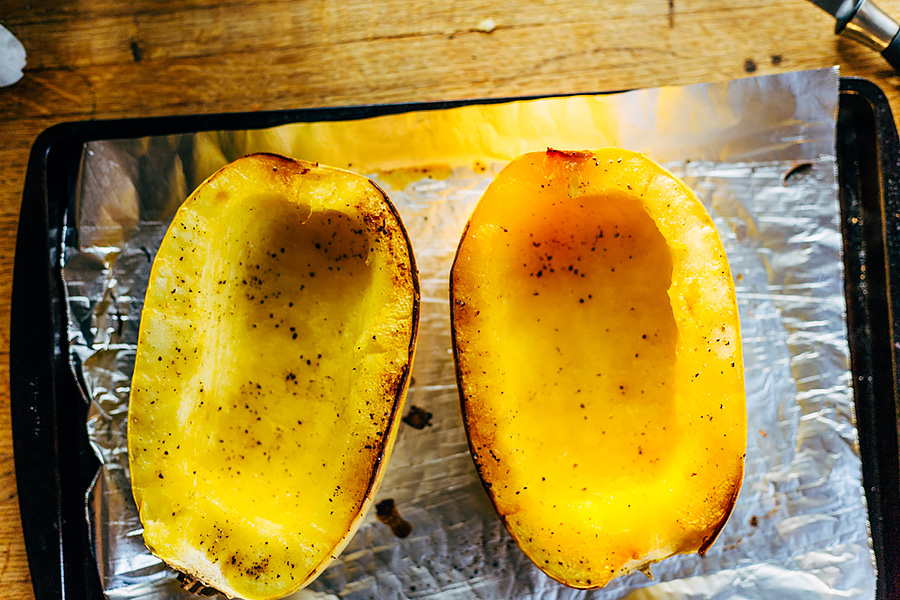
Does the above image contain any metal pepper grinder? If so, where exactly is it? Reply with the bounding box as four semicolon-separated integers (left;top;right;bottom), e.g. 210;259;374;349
811;0;900;70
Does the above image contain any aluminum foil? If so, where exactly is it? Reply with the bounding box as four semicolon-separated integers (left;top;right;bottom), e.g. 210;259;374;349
64;67;877;599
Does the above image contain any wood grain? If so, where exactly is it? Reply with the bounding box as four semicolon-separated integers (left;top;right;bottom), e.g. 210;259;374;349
0;1;861;121
2;1;900;598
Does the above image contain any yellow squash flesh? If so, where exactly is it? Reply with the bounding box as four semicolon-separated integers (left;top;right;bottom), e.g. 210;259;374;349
128;153;419;600
451;149;746;589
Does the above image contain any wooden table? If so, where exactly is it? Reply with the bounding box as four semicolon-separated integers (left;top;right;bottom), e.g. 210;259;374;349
1;1;898;597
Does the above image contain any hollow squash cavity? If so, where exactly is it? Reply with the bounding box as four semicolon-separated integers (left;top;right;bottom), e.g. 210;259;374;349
128;153;419;600
451;149;745;589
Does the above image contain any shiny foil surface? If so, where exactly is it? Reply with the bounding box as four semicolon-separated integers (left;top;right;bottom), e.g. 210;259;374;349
64;67;876;599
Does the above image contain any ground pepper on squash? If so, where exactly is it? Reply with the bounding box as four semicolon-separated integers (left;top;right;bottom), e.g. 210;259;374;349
451;148;746;589
128;153;419;600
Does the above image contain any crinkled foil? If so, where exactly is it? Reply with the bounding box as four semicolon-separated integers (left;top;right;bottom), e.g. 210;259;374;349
63;67;876;599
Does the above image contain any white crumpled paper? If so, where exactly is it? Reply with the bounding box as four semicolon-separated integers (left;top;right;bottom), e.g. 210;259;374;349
0;23;26;87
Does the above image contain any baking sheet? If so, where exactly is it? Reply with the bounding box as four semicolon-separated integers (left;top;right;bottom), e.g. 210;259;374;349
63;67;877;599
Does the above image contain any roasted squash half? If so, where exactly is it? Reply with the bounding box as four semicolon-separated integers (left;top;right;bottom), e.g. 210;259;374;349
451;149;745;589
128;153;419;600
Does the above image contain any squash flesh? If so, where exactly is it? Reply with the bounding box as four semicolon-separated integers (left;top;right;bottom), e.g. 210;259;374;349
451;149;745;588
128;154;418;600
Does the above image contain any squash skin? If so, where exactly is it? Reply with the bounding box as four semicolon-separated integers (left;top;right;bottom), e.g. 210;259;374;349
450;149;745;589
127;153;419;600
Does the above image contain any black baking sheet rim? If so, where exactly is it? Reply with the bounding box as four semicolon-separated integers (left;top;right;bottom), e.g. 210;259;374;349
10;77;900;600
